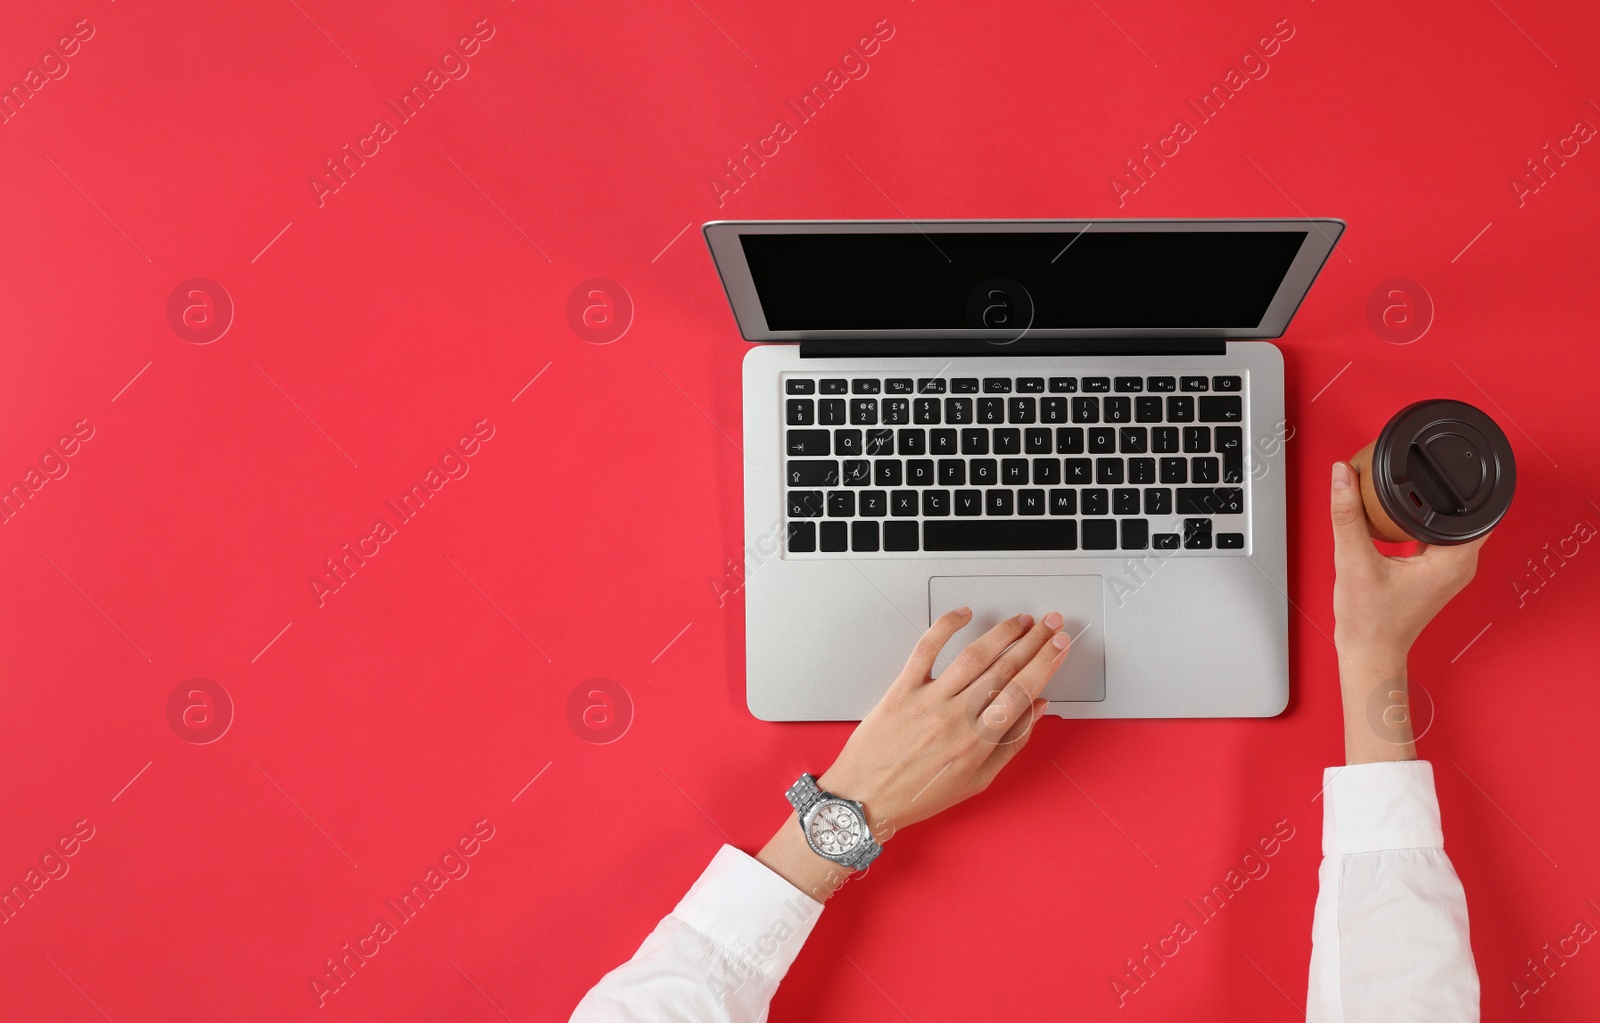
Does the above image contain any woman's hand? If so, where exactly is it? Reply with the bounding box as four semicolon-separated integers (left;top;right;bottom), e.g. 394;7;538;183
758;607;1070;901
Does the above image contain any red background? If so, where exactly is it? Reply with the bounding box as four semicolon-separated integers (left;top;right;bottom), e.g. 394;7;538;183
3;1;1598;1020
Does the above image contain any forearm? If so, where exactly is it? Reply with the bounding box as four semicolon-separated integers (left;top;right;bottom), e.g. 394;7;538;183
756;813;855;904
1337;647;1416;765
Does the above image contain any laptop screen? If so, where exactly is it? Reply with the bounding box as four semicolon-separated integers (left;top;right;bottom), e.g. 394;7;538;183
739;230;1309;331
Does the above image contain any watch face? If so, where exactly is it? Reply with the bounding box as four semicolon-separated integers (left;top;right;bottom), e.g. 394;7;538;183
806;800;864;857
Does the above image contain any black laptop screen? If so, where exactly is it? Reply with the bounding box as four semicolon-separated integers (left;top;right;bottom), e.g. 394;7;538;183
739;230;1308;331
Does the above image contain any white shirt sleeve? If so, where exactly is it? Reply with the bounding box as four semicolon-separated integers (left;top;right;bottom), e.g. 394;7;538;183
1307;760;1479;1022
572;845;824;1022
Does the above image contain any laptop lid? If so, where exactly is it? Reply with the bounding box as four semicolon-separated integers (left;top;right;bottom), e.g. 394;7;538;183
704;219;1344;353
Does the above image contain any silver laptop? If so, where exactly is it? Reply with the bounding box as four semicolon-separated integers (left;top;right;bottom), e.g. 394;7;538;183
705;218;1344;720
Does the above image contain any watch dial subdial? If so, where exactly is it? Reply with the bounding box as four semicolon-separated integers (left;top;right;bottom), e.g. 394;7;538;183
808;802;863;856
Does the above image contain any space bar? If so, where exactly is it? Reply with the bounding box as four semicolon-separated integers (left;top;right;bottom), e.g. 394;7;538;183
923;520;1079;551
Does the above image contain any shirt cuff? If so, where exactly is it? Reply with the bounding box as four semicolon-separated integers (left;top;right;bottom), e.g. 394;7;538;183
671;845;825;984
1321;760;1445;856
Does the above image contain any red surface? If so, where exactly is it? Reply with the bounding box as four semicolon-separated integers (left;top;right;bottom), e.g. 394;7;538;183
3;2;1598;1020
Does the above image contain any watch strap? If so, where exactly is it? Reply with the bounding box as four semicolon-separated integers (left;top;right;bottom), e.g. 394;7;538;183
786;773;882;870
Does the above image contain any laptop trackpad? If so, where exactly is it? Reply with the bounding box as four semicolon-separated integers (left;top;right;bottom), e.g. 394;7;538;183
928;576;1106;702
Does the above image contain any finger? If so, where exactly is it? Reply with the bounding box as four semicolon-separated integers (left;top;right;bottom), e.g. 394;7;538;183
1330;461;1382;574
966;611;1063;702
973;700;1048;789
896;605;974;686
981;625;1072;731
933;612;1035;693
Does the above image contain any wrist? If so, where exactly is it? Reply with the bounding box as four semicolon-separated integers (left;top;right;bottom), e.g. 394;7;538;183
757;814;856;904
815;768;895;845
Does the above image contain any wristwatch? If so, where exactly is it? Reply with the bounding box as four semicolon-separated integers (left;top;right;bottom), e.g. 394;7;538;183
785;773;882;870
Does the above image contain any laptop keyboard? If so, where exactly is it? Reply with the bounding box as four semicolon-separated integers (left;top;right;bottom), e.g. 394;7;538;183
782;373;1249;556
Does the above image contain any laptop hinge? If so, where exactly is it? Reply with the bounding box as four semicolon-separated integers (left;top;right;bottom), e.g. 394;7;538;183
797;338;1228;358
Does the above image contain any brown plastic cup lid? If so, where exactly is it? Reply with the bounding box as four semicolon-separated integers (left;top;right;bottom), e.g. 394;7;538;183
1371;399;1516;545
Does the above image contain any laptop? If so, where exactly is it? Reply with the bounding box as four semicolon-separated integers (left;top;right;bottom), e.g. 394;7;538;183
704;218;1344;720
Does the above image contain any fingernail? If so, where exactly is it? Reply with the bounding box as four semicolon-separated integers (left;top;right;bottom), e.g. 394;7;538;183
1017;614;1034;629
1331;462;1352;492
955;605;971;618
1051;633;1070;650
1044;611;1063;629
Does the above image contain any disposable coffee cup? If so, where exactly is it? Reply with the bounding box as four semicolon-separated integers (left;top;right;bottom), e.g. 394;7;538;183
1348;399;1516;545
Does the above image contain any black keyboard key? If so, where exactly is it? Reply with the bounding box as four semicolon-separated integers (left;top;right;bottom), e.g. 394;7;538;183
1176;487;1244;515
787;430;829;456
1182;426;1211;453
821;378;848;394
1153;532;1180;549
897;429;927;455
1083;377;1111;393
886;378;914;394
1072;397;1100;423
1041;397;1070;424
787;521;816;551
850;399;877;425
1001;458;1029;485
1082;519;1116;549
1089;428;1116;454
1120;518;1149;550
1048;377;1078;393
960;428;989;455
835;429;863;456
1057;427;1086;454
1199;395;1243;423
1135;396;1163;423
923;489;951;516
924;519;1078;551
884;521;919;550
913;398;942;424
852;520;880;552
1179;376;1208;392
882;399;910;425
1113;488;1140;515
917;378;947;394
1217;427;1243;483
1008;397;1037;424
955;490;983;516
1213;375;1242;392
985;489;1013;516
891;491;918;516
786;399;814;425
1049;489;1077;515
938;459;966;486
952;378;980;393
1183;518;1213;549
1151;427;1179;453
1119;427;1147;453
1114;376;1144;392
1147;376;1176;392
787;379;815;394
787;460;839;487
819;399;846;425
1166;396;1195;422
874;460;903;486
970;459;998;486
1017;377;1045;393
1033;458;1061;485
1218;532;1245;549
843;459;871;485
820;521;847;551
983;378;1012;393
1144;488;1172;515
1192;457;1220;485
1025;428;1053;453
978;398;1005;424
828;491;855;517
1128;457;1156;485
852;379;881;394
1018;489;1046;515
788;491;824;517
1103;397;1131;424
945;397;974;424
864;429;893;455
1159;457;1187;484
993;429;1022;454
1082;488;1109;515
907;458;934;486
931;429;957;455
1064;458;1092;484
1096;458;1124;485
859;491;887;517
